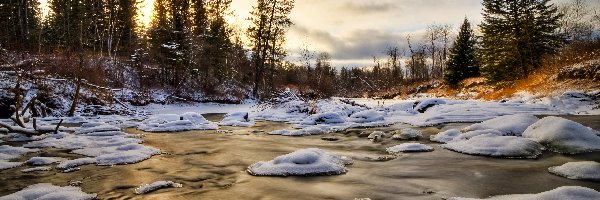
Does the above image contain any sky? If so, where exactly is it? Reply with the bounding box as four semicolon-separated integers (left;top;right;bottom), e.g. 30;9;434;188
40;0;599;68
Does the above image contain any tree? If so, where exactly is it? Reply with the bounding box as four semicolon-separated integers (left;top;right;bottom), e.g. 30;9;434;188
0;0;41;51
445;18;479;86
247;0;295;98
558;0;596;41
480;0;563;82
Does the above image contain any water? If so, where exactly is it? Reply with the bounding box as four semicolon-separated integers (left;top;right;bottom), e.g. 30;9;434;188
1;115;599;199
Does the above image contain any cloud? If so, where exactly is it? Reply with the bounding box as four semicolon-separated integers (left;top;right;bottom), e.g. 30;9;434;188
340;2;399;15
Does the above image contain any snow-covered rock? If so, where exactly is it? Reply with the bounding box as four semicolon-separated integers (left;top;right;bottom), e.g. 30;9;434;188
219;112;254;127
25;157;65;166
368;131;386;142
57;157;98;170
386;143;434;153
548;161;600;181
138;112;218;132
443;134;544;158
284;127;327;136
134;181;183;195
430;129;461;143
0;161;23;170
300;112;345;125
450;186;600;200
462;114;539;136
247;148;352;176
392;128;423;140
522;116;600;154
347;110;384;123
413;98;446;113
453;129;506;142
73;144;160;166
0;183;96;200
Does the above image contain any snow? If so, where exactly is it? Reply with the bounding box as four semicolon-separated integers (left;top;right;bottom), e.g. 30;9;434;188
268;130;292;135
430;129;461;143
413;98;446;113
392;128;423;140
453;129;506;141
347;110;384;123
548;161;600;181
282;127;327;136
0;145;39;170
522;116;600;154
25;157;65;166
76;144;160;166
247;148;353;176
0;183;96;200
300;112;346;125
21;166;52;173
443;134;544;158
219;112;255;127
462;114;539;136
386;143;434;153
75;123;121;134
451;186;600;200
138;112;218;132
368;131;386;142
134;181;183;195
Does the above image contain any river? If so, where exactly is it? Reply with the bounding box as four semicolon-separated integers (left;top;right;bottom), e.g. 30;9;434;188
1;115;599;199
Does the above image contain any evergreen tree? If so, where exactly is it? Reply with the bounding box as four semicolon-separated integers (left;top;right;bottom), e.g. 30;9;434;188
0;0;41;51
480;0;563;82
445;18;479;86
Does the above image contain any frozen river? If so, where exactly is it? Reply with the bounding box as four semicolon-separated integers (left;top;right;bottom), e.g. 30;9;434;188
1;114;599;199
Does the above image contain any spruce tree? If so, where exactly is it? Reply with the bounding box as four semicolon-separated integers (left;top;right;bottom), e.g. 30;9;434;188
444;18;478;86
480;0;563;82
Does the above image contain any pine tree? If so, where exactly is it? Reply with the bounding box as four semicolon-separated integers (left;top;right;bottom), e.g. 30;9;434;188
480;0;563;82
444;18;479;86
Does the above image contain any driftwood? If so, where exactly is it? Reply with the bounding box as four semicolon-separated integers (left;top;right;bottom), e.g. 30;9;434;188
0;118;64;137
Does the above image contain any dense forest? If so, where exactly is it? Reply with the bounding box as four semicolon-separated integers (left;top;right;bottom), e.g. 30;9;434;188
1;0;599;103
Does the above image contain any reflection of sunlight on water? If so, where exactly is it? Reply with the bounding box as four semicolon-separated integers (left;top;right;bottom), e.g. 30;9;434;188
1;117;600;199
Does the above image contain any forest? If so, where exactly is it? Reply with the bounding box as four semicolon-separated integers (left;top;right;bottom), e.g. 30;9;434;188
1;0;599;104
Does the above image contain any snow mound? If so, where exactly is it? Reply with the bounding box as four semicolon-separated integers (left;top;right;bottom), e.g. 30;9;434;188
430;129;461;143
0;183;96;200
134;181;183;195
247;148;352;176
462;114;539;136
347;110;384;123
443;134;544;158
138;112;218;132
21;166;52;173
386;143;434;153
368;131;386;142
284;127;327;136
451;186;600;200
413;99;446;113
300;112;346;125
548;161;600;181
392;128;423;140
219;112;255;127
25;157;65;166
522;116;600;154
453;129;506;141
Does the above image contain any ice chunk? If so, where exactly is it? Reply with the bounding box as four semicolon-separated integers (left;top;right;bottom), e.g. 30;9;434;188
21;166;52;173
134;181;183;195
248;148;353;176
25;157;65;166
219;112;255;127
0;183;96;200
347;110;384;123
522;116;600;154
56;157;98;170
138;112;218;132
386;143;434;153
450;186;600;200
430;129;461;143
462;114;539;136
548;161;600;181
0;161;23;170
300;112;345;125
443;134;544;158
392;128;423;140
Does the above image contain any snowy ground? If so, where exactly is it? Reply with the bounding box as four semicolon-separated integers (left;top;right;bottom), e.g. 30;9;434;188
1;90;599;198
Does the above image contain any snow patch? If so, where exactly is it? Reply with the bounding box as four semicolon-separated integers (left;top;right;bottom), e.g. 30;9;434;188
0;183;96;200
462;114;539;136
522;116;600;154
430;129;461;143
248;148;352;176
138;112;218;132
443;134;544;158
386;143;434;153
392;128;423;140
548;161;600;181
219;112;255;127
450;186;600;200
134;181;183;195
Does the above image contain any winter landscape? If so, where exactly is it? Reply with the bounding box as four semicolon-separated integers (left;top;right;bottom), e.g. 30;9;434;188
2;0;600;199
